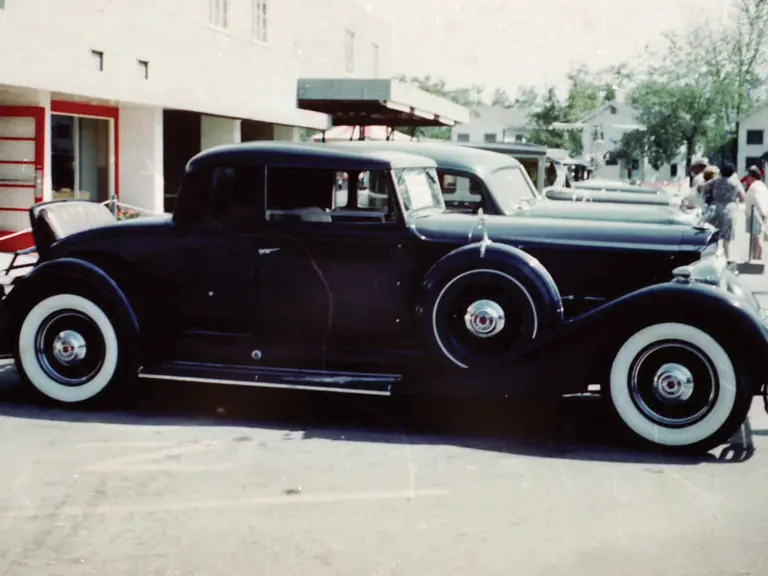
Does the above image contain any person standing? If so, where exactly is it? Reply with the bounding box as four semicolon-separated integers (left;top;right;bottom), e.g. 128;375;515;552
744;165;768;260
690;157;709;188
698;162;746;260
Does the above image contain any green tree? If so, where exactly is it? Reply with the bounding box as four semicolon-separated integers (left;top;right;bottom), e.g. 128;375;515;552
626;2;768;171
527;87;570;149
513;86;539;108
491;87;513;108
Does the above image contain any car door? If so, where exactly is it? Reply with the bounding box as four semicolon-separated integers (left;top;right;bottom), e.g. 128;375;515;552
249;165;417;371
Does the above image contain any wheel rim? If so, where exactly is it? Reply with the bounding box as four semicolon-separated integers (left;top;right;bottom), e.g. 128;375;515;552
433;269;538;368
34;310;106;386
628;340;718;428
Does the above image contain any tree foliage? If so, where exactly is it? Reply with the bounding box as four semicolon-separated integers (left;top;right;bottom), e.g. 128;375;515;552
623;0;768;171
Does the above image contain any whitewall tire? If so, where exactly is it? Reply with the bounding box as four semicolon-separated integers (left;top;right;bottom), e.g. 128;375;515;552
609;322;744;450
16;293;121;404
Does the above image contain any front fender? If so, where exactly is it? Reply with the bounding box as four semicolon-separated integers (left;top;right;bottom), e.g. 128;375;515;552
537;281;768;395
421;241;564;320
0;258;139;354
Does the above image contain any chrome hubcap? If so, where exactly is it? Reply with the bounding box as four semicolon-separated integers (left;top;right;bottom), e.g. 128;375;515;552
464;299;505;338
52;330;87;366
35;311;105;386
629;342;717;427
652;363;694;403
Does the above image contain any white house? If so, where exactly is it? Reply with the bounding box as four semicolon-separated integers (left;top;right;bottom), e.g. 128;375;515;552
737;104;768;174
0;0;463;251
450;106;532;144
570;101;684;184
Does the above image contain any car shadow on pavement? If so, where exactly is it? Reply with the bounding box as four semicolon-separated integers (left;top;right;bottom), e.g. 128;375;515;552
0;372;754;466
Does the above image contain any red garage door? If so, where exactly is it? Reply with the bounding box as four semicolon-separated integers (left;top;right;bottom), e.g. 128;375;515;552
0;106;45;252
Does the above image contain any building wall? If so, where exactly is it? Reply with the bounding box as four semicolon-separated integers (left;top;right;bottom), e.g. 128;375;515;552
0;0;326;128
295;0;393;78
739;106;768;173
119;104;164;214
451;111;530;144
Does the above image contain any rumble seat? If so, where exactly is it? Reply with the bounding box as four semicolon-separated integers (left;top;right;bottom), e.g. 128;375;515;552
37;201;115;243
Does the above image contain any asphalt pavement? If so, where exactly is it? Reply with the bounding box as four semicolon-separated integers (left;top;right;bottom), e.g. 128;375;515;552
0;211;768;575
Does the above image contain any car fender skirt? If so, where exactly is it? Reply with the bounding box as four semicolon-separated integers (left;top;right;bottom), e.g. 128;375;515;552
2;258;140;342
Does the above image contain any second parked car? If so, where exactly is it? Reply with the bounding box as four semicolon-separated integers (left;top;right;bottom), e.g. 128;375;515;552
327;141;701;226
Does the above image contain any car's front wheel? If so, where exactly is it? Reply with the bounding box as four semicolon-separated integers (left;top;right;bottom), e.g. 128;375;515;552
14;291;137;405
608;322;753;453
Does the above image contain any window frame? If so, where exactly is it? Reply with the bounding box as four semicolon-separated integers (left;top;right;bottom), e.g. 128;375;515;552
262;164;406;229
345;30;355;74
746;129;764;146
252;0;268;44
209;0;230;29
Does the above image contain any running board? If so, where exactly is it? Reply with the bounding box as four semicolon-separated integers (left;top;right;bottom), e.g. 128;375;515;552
138;362;398;396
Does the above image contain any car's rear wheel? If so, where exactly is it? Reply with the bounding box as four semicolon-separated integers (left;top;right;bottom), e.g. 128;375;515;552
426;268;541;369
608;322;752;453
14;292;137;405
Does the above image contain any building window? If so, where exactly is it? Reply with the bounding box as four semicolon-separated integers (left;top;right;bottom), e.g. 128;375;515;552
746;129;764;146
252;0;268;43
746;156;763;171
456;133;469;142
670;163;678;178
515;134;525;143
209;0;229;28
51;114;112;203
345;30;355;74
484;133;497;143
631;158;640;170
371;42;379;77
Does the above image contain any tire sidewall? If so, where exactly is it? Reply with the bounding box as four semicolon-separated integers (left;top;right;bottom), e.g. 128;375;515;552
609;321;750;451
14;284;138;405
422;257;555;369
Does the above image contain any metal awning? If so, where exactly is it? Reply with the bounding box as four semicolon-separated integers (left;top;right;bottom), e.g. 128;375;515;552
297;78;470;127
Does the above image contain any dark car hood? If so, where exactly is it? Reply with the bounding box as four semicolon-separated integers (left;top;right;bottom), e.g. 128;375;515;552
520;198;698;225
409;211;714;253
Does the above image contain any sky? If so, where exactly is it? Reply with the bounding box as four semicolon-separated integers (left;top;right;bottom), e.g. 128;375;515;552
358;0;732;97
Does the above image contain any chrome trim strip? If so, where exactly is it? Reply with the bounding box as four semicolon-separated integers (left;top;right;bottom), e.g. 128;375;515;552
163;361;402;381
137;372;392;397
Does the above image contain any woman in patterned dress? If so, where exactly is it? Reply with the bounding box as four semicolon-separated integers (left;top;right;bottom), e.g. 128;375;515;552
698;162;745;260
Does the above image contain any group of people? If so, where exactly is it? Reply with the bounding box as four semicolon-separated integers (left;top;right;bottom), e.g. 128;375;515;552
686;157;768;261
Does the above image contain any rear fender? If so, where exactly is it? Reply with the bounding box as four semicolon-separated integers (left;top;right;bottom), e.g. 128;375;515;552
0;258;139;354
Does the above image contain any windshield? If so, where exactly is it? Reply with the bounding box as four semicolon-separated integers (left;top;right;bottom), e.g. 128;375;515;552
484;166;539;214
394;167;445;214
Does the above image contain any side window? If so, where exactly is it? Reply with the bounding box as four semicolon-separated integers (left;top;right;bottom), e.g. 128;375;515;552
439;170;483;213
266;166;396;224
173;164;264;230
209;165;265;231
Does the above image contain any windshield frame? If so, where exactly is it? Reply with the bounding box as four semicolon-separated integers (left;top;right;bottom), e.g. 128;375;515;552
392;166;446;217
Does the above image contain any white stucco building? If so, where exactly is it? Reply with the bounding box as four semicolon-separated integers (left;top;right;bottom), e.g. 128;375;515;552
450;106;532;144
738;104;768;175
0;0;461;251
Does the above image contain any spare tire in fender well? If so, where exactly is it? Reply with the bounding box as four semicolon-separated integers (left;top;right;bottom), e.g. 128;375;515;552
417;242;564;368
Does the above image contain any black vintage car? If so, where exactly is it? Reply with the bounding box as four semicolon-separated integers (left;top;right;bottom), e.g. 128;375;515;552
329;141;699;225
2;142;767;453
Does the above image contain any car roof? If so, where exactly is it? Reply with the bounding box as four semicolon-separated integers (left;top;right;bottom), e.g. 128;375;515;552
325;140;521;178
187;140;437;172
